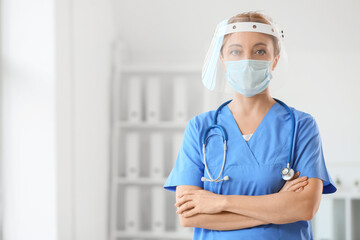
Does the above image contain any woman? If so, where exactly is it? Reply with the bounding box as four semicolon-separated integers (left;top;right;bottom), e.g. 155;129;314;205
163;11;336;239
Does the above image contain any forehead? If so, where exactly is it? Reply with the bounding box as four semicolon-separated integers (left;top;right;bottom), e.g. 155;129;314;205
224;32;273;47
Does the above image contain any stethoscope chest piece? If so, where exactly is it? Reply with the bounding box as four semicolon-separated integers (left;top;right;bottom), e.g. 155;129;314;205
281;166;295;181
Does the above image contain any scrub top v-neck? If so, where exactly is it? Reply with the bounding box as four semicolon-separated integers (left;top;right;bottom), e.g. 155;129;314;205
224;102;280;161
163;100;337;240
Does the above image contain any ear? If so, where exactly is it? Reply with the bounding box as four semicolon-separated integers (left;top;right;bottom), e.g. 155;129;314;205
219;54;227;72
271;54;280;71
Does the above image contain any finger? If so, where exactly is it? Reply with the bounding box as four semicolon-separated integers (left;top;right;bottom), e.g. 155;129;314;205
177;191;196;199
289;180;308;190
182;208;198;218
175;195;191;207
177;201;195;214
295;187;304;192
175;198;191;208
176;201;195;215
289;180;308;191
289;175;307;184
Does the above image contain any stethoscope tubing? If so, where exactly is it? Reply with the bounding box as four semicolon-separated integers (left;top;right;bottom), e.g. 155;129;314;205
201;98;295;182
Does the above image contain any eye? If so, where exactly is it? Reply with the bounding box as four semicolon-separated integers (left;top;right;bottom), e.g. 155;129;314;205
256;49;266;55
230;50;241;56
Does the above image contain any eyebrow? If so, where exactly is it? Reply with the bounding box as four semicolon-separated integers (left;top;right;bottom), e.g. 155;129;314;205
228;43;268;48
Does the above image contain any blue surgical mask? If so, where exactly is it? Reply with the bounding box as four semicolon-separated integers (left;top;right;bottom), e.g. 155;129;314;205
224;59;273;97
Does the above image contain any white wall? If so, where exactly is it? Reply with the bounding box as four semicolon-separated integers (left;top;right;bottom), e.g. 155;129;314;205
1;0;113;239
0;0;56;239
56;0;113;240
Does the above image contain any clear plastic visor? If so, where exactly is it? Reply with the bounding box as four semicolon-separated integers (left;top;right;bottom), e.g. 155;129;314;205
202;18;288;95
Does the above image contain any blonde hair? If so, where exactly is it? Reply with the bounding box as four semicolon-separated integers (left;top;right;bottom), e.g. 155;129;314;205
220;11;281;57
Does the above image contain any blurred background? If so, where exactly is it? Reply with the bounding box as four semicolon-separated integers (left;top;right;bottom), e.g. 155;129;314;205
0;0;360;240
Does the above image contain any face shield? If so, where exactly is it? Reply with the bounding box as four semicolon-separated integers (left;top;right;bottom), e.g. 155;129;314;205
202;14;288;96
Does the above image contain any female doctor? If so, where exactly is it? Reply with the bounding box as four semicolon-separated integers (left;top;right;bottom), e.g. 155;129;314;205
163;11;337;239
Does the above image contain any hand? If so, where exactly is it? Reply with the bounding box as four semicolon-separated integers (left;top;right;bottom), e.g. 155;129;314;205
279;171;308;193
174;189;224;218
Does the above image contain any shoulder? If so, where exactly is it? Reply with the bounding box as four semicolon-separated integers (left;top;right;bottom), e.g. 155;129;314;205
181;110;217;146
188;109;217;132
289;106;320;136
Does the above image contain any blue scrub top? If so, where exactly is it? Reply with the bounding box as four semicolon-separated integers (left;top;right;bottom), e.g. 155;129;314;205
163;101;337;240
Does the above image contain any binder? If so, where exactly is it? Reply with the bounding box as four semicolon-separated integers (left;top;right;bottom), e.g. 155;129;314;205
150;133;164;178
128;76;142;122
126;132;139;179
146;76;161;122
173;77;187;122
125;186;140;232
151;186;165;232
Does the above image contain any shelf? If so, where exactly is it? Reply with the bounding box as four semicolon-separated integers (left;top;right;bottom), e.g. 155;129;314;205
114;230;192;239
116;121;187;129
116;177;166;185
322;191;360;200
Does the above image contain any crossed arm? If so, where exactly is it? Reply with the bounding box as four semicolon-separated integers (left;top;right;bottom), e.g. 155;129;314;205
175;178;323;230
177;203;270;230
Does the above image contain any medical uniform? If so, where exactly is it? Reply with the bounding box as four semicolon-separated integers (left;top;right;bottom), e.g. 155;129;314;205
163;101;337;239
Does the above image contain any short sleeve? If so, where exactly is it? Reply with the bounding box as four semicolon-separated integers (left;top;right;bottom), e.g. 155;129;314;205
163;118;204;192
293;114;337;194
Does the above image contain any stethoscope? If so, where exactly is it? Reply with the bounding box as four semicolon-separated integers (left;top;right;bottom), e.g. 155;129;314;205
200;98;295;183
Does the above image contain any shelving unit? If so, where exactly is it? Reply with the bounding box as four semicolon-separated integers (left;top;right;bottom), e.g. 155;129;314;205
109;40;226;240
109;64;203;239
313;192;360;240
109;42;360;240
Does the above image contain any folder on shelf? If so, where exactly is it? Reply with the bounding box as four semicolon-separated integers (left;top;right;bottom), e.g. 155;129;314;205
128;76;142;122
173;76;187;122
125;186;140;232
150;133;164;178
151;186;165;232
146;76;161;122
126;132;140;178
